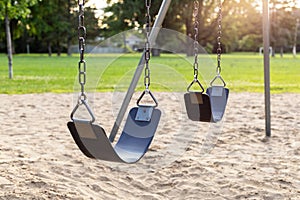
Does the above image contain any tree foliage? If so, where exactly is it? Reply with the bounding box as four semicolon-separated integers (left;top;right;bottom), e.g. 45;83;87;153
0;0;38;20
102;0;299;54
0;0;39;52
270;0;300;56
0;0;100;55
0;0;299;55
0;0;39;78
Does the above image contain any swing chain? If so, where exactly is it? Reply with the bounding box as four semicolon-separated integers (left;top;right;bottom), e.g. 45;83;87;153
210;0;226;87
136;0;158;107
70;1;95;122
216;0;222;75
78;0;87;101
186;0;204;93
193;0;199;81
144;0;151;91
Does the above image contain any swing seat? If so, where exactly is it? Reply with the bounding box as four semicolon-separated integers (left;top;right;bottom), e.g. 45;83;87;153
67;107;161;163
184;92;212;122
206;86;229;122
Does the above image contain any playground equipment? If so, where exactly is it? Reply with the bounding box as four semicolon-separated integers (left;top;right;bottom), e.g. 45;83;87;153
263;0;271;137
185;0;229;123
184;0;211;122
67;0;170;163
67;0;272;163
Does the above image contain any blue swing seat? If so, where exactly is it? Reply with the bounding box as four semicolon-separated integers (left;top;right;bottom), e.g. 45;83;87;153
206;86;229;122
67;107;161;163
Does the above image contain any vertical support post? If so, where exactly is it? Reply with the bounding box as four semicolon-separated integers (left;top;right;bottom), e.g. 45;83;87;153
109;0;172;142
263;0;271;137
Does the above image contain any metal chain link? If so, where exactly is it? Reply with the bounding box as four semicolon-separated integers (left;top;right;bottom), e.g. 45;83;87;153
144;0;151;91
78;0;87;101
70;0;96;122
216;0;222;75
193;0;199;80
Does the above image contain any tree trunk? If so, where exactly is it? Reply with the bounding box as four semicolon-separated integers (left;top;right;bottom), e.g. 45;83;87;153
186;34;194;57
67;0;72;56
10;19;17;54
67;40;72;56
5;14;13;79
48;42;52;57
293;19;299;58
185;22;194;57
57;41;61;56
185;6;194;57
280;47;283;58
293;46;296;58
271;46;275;57
26;44;30;54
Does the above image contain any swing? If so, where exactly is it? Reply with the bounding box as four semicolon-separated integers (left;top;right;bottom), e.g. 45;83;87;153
67;0;161;163
185;0;229;123
184;0;212;122
206;0;229;122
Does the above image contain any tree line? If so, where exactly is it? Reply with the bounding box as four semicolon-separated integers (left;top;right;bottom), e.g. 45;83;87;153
103;0;300;55
0;0;299;55
0;0;100;56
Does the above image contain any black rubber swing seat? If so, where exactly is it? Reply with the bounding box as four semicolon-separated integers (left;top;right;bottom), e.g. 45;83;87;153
67;107;161;163
184;86;229;122
184;92;212;122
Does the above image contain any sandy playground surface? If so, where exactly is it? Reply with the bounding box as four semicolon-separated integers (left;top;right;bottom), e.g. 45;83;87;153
0;92;299;199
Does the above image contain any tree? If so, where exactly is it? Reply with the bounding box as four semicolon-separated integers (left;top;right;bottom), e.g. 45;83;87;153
26;0;100;56
0;0;38;79
28;0;75;56
102;0;262;54
270;0;300;57
223;0;262;52
292;10;300;57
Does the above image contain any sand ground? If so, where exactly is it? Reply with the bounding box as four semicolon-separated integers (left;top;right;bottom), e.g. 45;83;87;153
0;92;299;199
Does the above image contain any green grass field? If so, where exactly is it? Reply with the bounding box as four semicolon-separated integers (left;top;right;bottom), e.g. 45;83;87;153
0;53;299;94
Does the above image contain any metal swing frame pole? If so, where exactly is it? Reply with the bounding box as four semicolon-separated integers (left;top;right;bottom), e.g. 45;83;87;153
263;0;271;137
109;0;172;142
